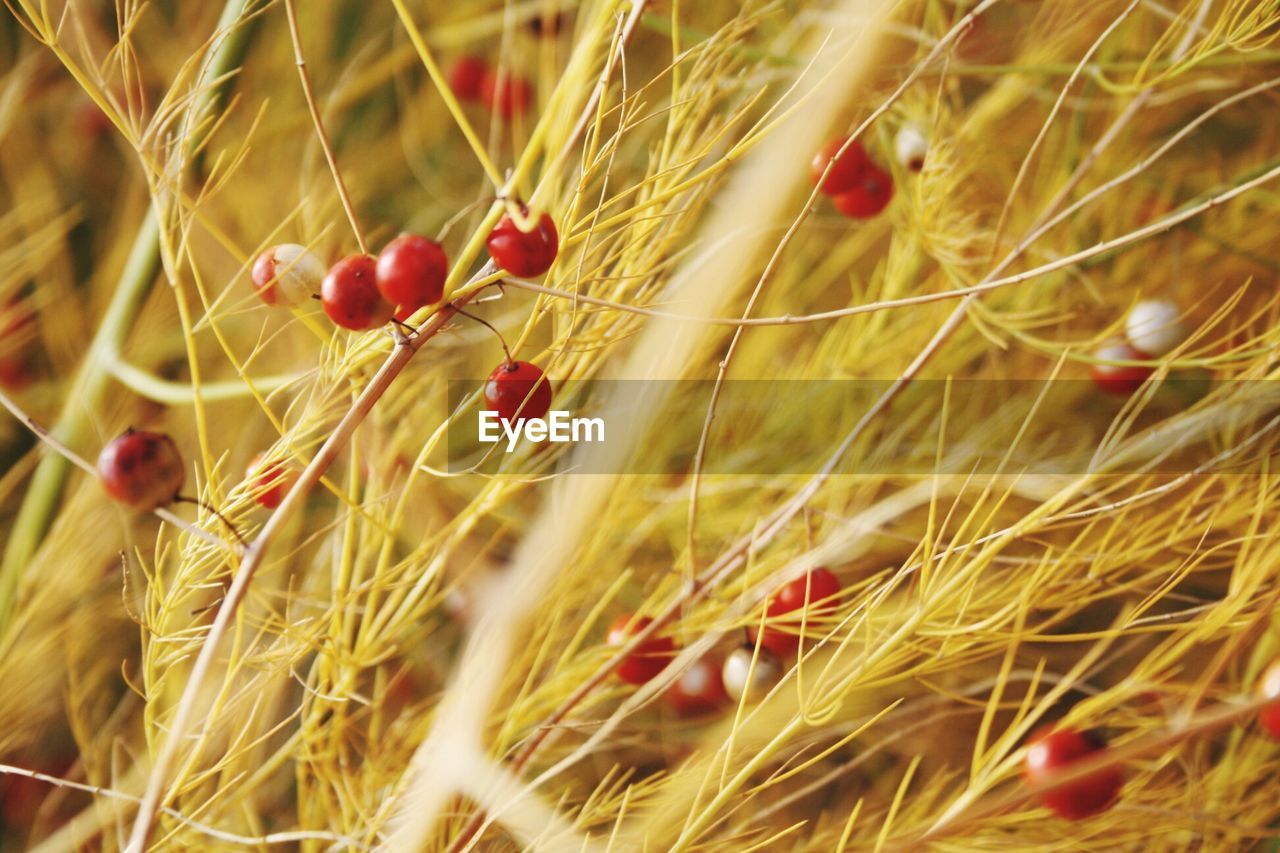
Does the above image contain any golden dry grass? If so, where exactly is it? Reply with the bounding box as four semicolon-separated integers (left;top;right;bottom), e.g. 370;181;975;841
2;0;1280;849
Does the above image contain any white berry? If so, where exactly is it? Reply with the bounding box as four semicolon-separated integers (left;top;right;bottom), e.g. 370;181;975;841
722;646;782;702
252;243;326;307
1125;299;1186;356
894;123;928;172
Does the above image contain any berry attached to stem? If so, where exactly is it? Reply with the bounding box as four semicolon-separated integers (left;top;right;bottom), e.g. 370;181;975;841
1125;298;1187;357
484;360;553;424
665;654;731;717
321;254;395;331
1023;726;1124;820
251;243;326;307
832;166;894;219
246;453;295;510
97;429;185;511
486;211;559;277
756;567;843;657
376;234;448;317
894;123;929;172
606;614;677;686
1090;341;1153;396
811;137;871;196
722;644;783;702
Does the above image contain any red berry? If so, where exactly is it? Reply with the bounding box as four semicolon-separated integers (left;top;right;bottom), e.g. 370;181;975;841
246;453;294;509
606;615;677;686
376;234;448;315
665;654;730;716
757;567;842;657
251;243;326;307
810;137;870;195
481;70;533;119
448;55;488;101
1023;726;1124;820
832;166;894;219
0;357;30;391
1090;342;1153;395
1257;658;1280;739
97;430;185;511
321;254;395;331
74;99;114;139
486;212;559;277
484;360;553;423
384;668;421;713
0;301;35;390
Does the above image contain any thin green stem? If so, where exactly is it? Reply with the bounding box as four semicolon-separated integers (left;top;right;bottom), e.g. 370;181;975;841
107;355;308;405
0;211;159;629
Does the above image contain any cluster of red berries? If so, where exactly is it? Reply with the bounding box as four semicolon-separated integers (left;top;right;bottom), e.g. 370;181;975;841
448;56;532;120
251;205;558;333
251;234;448;331
605;567;844;716
1090;298;1187;395
478;210;560;428
810;137;894;219
98;207;563;518
601;568;1280;820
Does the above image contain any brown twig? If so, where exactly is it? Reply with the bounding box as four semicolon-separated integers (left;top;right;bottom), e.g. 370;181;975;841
125;292;474;851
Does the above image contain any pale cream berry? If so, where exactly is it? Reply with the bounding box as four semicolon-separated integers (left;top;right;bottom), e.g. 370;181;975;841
251;243;326;308
1125;299;1186;357
722;646;783;702
894;123;929;172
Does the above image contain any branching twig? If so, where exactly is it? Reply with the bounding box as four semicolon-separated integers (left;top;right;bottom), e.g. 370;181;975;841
125;293;475;851
458;7;1280;827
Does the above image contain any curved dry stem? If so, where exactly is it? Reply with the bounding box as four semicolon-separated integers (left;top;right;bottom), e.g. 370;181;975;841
125;293;472;851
